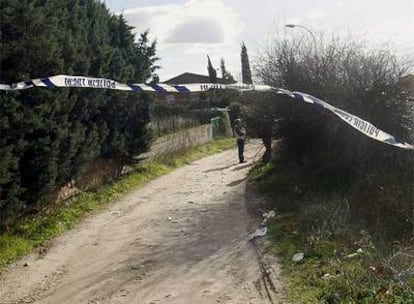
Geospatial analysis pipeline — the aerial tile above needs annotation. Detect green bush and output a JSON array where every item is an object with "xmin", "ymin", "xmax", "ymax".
[
  {"xmin": 215, "ymin": 111, "xmax": 232, "ymax": 137},
  {"xmin": 0, "ymin": 0, "xmax": 157, "ymax": 231}
]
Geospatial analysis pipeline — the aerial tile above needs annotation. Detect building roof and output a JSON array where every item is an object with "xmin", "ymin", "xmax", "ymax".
[{"xmin": 164, "ymin": 72, "xmax": 227, "ymax": 84}]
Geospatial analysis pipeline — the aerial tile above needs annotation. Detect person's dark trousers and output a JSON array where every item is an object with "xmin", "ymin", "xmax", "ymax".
[
  {"xmin": 237, "ymin": 139, "xmax": 245, "ymax": 163},
  {"xmin": 262, "ymin": 135, "xmax": 272, "ymax": 163}
]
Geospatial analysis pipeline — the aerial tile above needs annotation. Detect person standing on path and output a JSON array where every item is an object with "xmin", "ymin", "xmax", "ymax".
[{"xmin": 234, "ymin": 118, "xmax": 247, "ymax": 163}]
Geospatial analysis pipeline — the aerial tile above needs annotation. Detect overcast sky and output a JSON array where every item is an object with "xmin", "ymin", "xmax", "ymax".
[{"xmin": 104, "ymin": 0, "xmax": 414, "ymax": 82}]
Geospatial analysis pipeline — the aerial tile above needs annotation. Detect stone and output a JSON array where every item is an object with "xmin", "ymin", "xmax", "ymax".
[{"xmin": 292, "ymin": 252, "xmax": 304, "ymax": 262}]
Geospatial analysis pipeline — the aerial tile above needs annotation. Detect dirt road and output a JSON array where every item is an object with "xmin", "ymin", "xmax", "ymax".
[{"xmin": 0, "ymin": 142, "xmax": 284, "ymax": 304}]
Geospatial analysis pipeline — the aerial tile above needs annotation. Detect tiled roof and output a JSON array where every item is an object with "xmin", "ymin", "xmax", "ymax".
[{"xmin": 164, "ymin": 72, "xmax": 227, "ymax": 84}]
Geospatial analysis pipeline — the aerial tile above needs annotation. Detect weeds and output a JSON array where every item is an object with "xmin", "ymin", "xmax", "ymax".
[
  {"xmin": 250, "ymin": 160, "xmax": 414, "ymax": 303},
  {"xmin": 266, "ymin": 213, "xmax": 414, "ymax": 303}
]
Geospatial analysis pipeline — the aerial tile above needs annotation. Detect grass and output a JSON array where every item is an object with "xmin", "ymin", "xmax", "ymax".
[
  {"xmin": 161, "ymin": 136, "xmax": 235, "ymax": 167},
  {"xmin": 267, "ymin": 216, "xmax": 414, "ymax": 303},
  {"xmin": 249, "ymin": 161, "xmax": 414, "ymax": 303},
  {"xmin": 0, "ymin": 138, "xmax": 235, "ymax": 272}
]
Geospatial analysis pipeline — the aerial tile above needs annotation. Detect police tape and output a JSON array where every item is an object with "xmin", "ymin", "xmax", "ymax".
[{"xmin": 1, "ymin": 74, "xmax": 413, "ymax": 150}]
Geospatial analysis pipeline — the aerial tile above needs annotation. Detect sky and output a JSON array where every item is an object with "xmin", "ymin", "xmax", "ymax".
[{"xmin": 104, "ymin": 0, "xmax": 414, "ymax": 82}]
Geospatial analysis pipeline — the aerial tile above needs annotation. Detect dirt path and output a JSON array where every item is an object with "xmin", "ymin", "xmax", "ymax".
[{"xmin": 0, "ymin": 142, "xmax": 284, "ymax": 304}]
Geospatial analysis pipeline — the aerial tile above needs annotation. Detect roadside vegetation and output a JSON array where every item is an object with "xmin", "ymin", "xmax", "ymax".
[
  {"xmin": 246, "ymin": 33, "xmax": 414, "ymax": 303},
  {"xmin": 250, "ymin": 158, "xmax": 413, "ymax": 303},
  {"xmin": 0, "ymin": 0, "xmax": 157, "ymax": 233},
  {"xmin": 0, "ymin": 138, "xmax": 234, "ymax": 272}
]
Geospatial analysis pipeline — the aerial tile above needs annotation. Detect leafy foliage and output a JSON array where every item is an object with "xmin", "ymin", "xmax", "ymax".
[{"xmin": 0, "ymin": 0, "xmax": 157, "ymax": 231}]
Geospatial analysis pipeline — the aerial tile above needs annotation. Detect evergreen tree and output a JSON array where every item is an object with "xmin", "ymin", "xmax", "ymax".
[
  {"xmin": 0, "ymin": 0, "xmax": 158, "ymax": 230},
  {"xmin": 241, "ymin": 42, "xmax": 253, "ymax": 84},
  {"xmin": 207, "ymin": 55, "xmax": 217, "ymax": 83},
  {"xmin": 220, "ymin": 58, "xmax": 236, "ymax": 84},
  {"xmin": 220, "ymin": 58, "xmax": 227, "ymax": 80}
]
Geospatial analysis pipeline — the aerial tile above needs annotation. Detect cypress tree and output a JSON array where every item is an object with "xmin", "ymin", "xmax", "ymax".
[
  {"xmin": 207, "ymin": 55, "xmax": 217, "ymax": 83},
  {"xmin": 241, "ymin": 42, "xmax": 253, "ymax": 84},
  {"xmin": 0, "ymin": 0, "xmax": 158, "ymax": 230},
  {"xmin": 220, "ymin": 58, "xmax": 236, "ymax": 84}
]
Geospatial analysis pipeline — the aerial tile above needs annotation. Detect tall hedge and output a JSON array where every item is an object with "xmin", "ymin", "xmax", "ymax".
[{"xmin": 0, "ymin": 0, "xmax": 157, "ymax": 229}]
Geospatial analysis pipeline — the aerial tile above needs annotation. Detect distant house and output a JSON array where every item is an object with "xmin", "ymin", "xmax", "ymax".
[
  {"xmin": 164, "ymin": 72, "xmax": 227, "ymax": 85},
  {"xmin": 157, "ymin": 72, "xmax": 226, "ymax": 104}
]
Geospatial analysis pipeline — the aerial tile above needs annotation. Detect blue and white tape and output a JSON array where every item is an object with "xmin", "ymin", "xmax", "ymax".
[{"xmin": 1, "ymin": 74, "xmax": 413, "ymax": 150}]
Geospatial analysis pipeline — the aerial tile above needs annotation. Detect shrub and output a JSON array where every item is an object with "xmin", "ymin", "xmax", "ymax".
[
  {"xmin": 256, "ymin": 34, "xmax": 414, "ymax": 242},
  {"xmin": 0, "ymin": 0, "xmax": 157, "ymax": 231}
]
